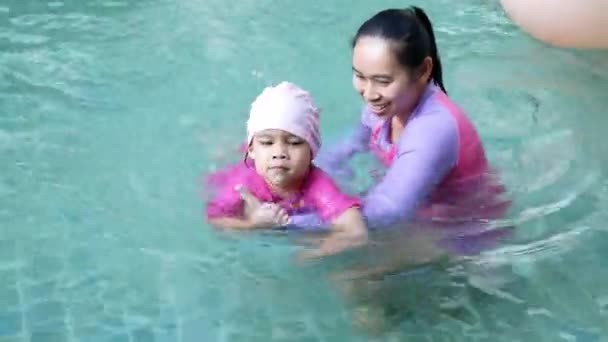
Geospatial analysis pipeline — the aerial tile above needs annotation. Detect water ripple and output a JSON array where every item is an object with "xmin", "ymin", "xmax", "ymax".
[{"xmin": 1, "ymin": 0, "xmax": 608, "ymax": 340}]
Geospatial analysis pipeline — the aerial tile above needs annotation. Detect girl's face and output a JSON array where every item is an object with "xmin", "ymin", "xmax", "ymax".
[
  {"xmin": 352, "ymin": 36, "xmax": 431, "ymax": 120},
  {"xmin": 248, "ymin": 129, "xmax": 312, "ymax": 191}
]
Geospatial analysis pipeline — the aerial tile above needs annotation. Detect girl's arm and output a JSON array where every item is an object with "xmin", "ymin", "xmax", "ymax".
[
  {"xmin": 207, "ymin": 197, "xmax": 256, "ymax": 229},
  {"xmin": 208, "ymin": 187, "xmax": 289, "ymax": 230},
  {"xmin": 208, "ymin": 207, "xmax": 289, "ymax": 230},
  {"xmin": 208, "ymin": 216, "xmax": 257, "ymax": 230}
]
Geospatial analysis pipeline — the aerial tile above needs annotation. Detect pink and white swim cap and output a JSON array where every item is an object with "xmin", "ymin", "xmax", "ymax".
[{"xmin": 247, "ymin": 81, "xmax": 321, "ymax": 157}]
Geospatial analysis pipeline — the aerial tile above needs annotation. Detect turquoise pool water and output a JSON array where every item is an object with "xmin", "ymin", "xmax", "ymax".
[{"xmin": 2, "ymin": 0, "xmax": 608, "ymax": 340}]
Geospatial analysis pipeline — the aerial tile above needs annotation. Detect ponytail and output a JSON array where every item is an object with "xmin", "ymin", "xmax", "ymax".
[
  {"xmin": 353, "ymin": 7, "xmax": 448, "ymax": 94},
  {"xmin": 410, "ymin": 7, "xmax": 447, "ymax": 94}
]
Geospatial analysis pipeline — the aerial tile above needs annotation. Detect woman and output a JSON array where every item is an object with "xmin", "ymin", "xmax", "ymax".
[
  {"xmin": 291, "ymin": 7, "xmax": 511, "ymax": 253},
  {"xmin": 306, "ymin": 8, "xmax": 513, "ymax": 333}
]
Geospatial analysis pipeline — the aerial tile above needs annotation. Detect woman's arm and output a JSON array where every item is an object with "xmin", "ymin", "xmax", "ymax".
[
  {"xmin": 296, "ymin": 169, "xmax": 368, "ymax": 259},
  {"xmin": 288, "ymin": 212, "xmax": 325, "ymax": 228},
  {"xmin": 313, "ymin": 121, "xmax": 371, "ymax": 177},
  {"xmin": 362, "ymin": 112, "xmax": 459, "ymax": 228},
  {"xmin": 289, "ymin": 113, "xmax": 458, "ymax": 229},
  {"xmin": 298, "ymin": 207, "xmax": 368, "ymax": 260}
]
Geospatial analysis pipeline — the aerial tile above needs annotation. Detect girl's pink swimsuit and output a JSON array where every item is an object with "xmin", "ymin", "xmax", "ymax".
[{"xmin": 206, "ymin": 162, "xmax": 360, "ymax": 224}]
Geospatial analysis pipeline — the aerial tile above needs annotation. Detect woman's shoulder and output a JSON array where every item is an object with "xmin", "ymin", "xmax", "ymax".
[
  {"xmin": 399, "ymin": 99, "xmax": 460, "ymax": 154},
  {"xmin": 406, "ymin": 89, "xmax": 473, "ymax": 140},
  {"xmin": 407, "ymin": 101, "xmax": 459, "ymax": 139},
  {"xmin": 419, "ymin": 90, "xmax": 483, "ymax": 147}
]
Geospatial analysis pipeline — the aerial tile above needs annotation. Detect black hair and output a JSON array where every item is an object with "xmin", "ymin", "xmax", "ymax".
[
  {"xmin": 243, "ymin": 151, "xmax": 250, "ymax": 167},
  {"xmin": 351, "ymin": 6, "xmax": 447, "ymax": 94}
]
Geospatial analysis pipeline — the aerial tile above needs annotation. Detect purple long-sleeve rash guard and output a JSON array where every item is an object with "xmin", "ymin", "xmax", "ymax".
[{"xmin": 290, "ymin": 82, "xmax": 506, "ymax": 231}]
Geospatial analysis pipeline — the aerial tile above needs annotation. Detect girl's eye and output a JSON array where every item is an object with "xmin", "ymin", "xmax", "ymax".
[
  {"xmin": 258, "ymin": 141, "xmax": 272, "ymax": 146},
  {"xmin": 289, "ymin": 140, "xmax": 304, "ymax": 145}
]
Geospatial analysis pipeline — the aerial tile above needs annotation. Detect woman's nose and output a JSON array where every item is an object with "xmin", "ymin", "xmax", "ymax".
[{"xmin": 363, "ymin": 86, "xmax": 380, "ymax": 102}]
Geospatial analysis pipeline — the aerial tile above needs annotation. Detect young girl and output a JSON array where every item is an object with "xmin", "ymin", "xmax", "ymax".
[{"xmin": 205, "ymin": 81, "xmax": 368, "ymax": 258}]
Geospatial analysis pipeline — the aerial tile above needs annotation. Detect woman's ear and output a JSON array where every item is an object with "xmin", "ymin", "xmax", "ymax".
[{"xmin": 418, "ymin": 56, "xmax": 433, "ymax": 84}]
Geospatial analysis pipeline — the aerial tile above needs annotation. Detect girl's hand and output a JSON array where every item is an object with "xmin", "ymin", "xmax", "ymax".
[
  {"xmin": 236, "ymin": 185, "xmax": 290, "ymax": 228},
  {"xmin": 249, "ymin": 203, "xmax": 290, "ymax": 228}
]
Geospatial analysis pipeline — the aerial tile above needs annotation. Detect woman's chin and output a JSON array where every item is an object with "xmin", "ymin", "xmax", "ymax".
[
  {"xmin": 372, "ymin": 111, "xmax": 393, "ymax": 121},
  {"xmin": 367, "ymin": 104, "xmax": 394, "ymax": 119}
]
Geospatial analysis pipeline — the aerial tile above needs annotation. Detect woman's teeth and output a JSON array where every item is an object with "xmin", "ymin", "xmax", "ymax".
[{"xmin": 370, "ymin": 103, "xmax": 388, "ymax": 113}]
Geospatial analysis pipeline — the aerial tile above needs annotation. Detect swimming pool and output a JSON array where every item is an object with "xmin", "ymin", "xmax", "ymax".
[{"xmin": 1, "ymin": 0, "xmax": 608, "ymax": 340}]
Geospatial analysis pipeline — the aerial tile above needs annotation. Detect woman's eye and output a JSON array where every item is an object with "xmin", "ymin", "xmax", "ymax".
[{"xmin": 259, "ymin": 141, "xmax": 272, "ymax": 146}]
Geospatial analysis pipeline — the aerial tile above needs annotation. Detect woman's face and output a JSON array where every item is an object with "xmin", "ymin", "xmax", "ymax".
[{"xmin": 352, "ymin": 36, "xmax": 429, "ymax": 120}]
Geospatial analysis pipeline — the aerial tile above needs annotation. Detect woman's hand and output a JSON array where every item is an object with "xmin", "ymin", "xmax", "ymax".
[{"xmin": 297, "ymin": 208, "xmax": 368, "ymax": 261}]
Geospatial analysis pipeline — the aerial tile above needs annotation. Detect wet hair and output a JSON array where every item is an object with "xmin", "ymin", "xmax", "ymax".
[{"xmin": 351, "ymin": 6, "xmax": 447, "ymax": 94}]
